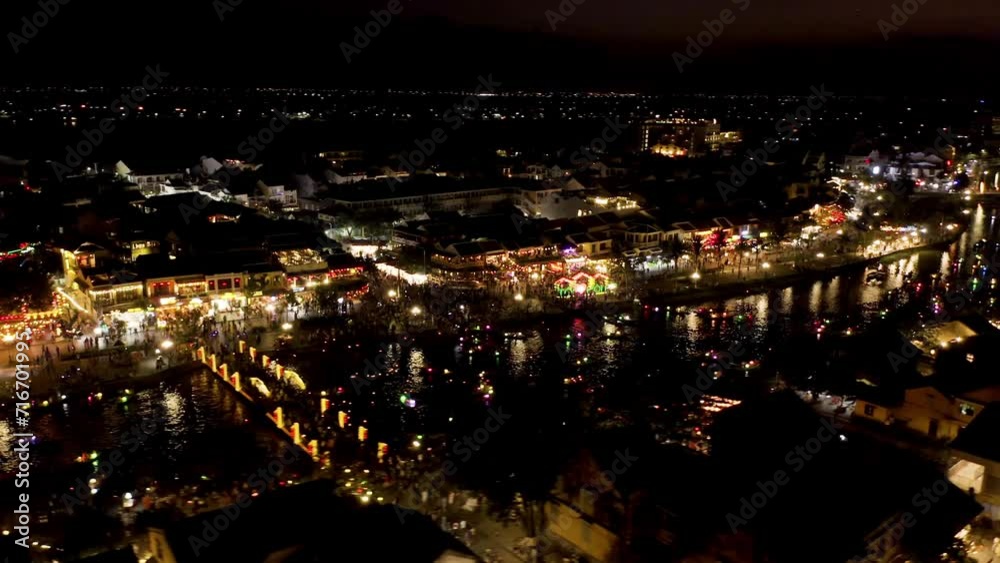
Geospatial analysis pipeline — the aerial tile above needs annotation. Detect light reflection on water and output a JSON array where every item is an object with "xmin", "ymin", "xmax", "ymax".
[
  {"xmin": 0, "ymin": 370, "xmax": 281, "ymax": 475},
  {"xmin": 275, "ymin": 206, "xmax": 1000, "ymax": 438},
  {"xmin": 486, "ymin": 204, "xmax": 1000, "ymax": 391}
]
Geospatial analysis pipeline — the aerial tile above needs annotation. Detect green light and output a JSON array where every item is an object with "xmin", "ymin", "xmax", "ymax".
[{"xmin": 400, "ymin": 394, "xmax": 408, "ymax": 404}]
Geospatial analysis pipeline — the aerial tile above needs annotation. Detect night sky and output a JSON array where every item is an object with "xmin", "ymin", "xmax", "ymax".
[{"xmin": 1, "ymin": 0, "xmax": 997, "ymax": 91}]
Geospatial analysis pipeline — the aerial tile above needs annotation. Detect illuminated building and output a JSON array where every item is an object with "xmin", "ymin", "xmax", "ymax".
[{"xmin": 640, "ymin": 118, "xmax": 741, "ymax": 155}]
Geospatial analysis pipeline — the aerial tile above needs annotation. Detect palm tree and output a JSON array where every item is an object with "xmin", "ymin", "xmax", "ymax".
[
  {"xmin": 735, "ymin": 236, "xmax": 750, "ymax": 276},
  {"xmin": 691, "ymin": 235, "xmax": 704, "ymax": 271},
  {"xmin": 710, "ymin": 228, "xmax": 728, "ymax": 275},
  {"xmin": 669, "ymin": 235, "xmax": 685, "ymax": 271}
]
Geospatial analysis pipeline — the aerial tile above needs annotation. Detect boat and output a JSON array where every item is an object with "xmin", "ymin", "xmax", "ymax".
[
  {"xmin": 694, "ymin": 307, "xmax": 729, "ymax": 320},
  {"xmin": 249, "ymin": 377, "xmax": 271, "ymax": 398},
  {"xmin": 284, "ymin": 370, "xmax": 306, "ymax": 391},
  {"xmin": 866, "ymin": 270, "xmax": 888, "ymax": 283}
]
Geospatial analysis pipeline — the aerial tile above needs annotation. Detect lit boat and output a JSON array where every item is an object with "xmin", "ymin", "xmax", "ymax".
[
  {"xmin": 249, "ymin": 377, "xmax": 271, "ymax": 398},
  {"xmin": 695, "ymin": 307, "xmax": 729, "ymax": 320},
  {"xmin": 284, "ymin": 370, "xmax": 306, "ymax": 391},
  {"xmin": 866, "ymin": 270, "xmax": 888, "ymax": 284}
]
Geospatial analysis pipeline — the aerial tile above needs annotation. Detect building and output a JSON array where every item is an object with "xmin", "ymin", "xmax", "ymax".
[
  {"xmin": 640, "ymin": 118, "xmax": 741, "ymax": 155},
  {"xmin": 136, "ymin": 253, "xmax": 283, "ymax": 308},
  {"xmin": 146, "ymin": 479, "xmax": 477, "ymax": 563},
  {"xmin": 853, "ymin": 383, "xmax": 1000, "ymax": 441},
  {"xmin": 86, "ymin": 272, "xmax": 145, "ymax": 310},
  {"xmin": 116, "ymin": 161, "xmax": 186, "ymax": 194},
  {"xmin": 948, "ymin": 403, "xmax": 1000, "ymax": 521},
  {"xmin": 329, "ymin": 178, "xmax": 508, "ymax": 218},
  {"xmin": 432, "ymin": 240, "xmax": 506, "ymax": 270}
]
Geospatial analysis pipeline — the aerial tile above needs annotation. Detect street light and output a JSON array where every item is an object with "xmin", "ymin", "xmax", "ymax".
[
  {"xmin": 691, "ymin": 272, "xmax": 701, "ymax": 280},
  {"xmin": 161, "ymin": 340, "xmax": 174, "ymax": 350},
  {"xmin": 387, "ymin": 290, "xmax": 397, "ymax": 299},
  {"xmin": 514, "ymin": 294, "xmax": 524, "ymax": 301},
  {"xmin": 281, "ymin": 322, "xmax": 293, "ymax": 331},
  {"xmin": 410, "ymin": 306, "xmax": 422, "ymax": 316},
  {"xmin": 762, "ymin": 262, "xmax": 771, "ymax": 270}
]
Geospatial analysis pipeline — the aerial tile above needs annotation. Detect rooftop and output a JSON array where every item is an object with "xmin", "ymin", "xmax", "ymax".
[{"xmin": 150, "ymin": 480, "xmax": 478, "ymax": 563}]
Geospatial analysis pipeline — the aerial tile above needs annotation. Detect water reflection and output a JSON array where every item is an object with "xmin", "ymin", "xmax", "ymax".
[{"xmin": 0, "ymin": 371, "xmax": 281, "ymax": 477}]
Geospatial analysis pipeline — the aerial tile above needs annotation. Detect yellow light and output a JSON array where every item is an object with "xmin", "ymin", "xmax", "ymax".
[
  {"xmin": 514, "ymin": 294, "xmax": 524, "ymax": 301},
  {"xmin": 410, "ymin": 306, "xmax": 422, "ymax": 316},
  {"xmin": 281, "ymin": 323, "xmax": 293, "ymax": 331}
]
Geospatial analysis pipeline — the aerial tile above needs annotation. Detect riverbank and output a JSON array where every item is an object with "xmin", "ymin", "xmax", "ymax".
[
  {"xmin": 644, "ymin": 235, "xmax": 958, "ymax": 306},
  {"xmin": 490, "ymin": 231, "xmax": 964, "ymax": 325}
]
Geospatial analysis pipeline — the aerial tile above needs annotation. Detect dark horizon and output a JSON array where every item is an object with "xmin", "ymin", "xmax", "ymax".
[{"xmin": 1, "ymin": 0, "xmax": 998, "ymax": 94}]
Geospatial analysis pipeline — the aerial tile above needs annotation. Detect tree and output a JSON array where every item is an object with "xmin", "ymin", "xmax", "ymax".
[
  {"xmin": 458, "ymin": 381, "xmax": 571, "ymax": 561},
  {"xmin": 735, "ymin": 236, "xmax": 750, "ymax": 275},
  {"xmin": 769, "ymin": 220, "xmax": 789, "ymax": 252},
  {"xmin": 313, "ymin": 284, "xmax": 349, "ymax": 316},
  {"xmin": 710, "ymin": 229, "xmax": 727, "ymax": 262},
  {"xmin": 691, "ymin": 235, "xmax": 703, "ymax": 271},
  {"xmin": 0, "ymin": 260, "xmax": 53, "ymax": 314},
  {"xmin": 669, "ymin": 236, "xmax": 685, "ymax": 270}
]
